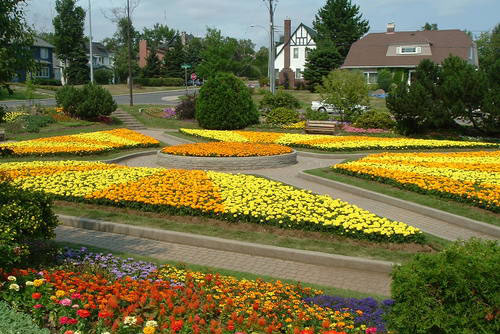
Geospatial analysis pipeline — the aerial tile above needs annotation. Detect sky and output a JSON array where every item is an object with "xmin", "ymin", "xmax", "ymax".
[{"xmin": 27, "ymin": 0, "xmax": 500, "ymax": 48}]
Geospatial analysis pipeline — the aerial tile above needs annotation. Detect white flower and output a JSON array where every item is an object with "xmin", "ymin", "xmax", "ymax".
[
  {"xmin": 9, "ymin": 284, "xmax": 20, "ymax": 291},
  {"xmin": 102, "ymin": 332, "xmax": 111, "ymax": 334},
  {"xmin": 25, "ymin": 281, "xmax": 34, "ymax": 286},
  {"xmin": 145, "ymin": 320, "xmax": 158, "ymax": 328},
  {"xmin": 7, "ymin": 276, "xmax": 16, "ymax": 282},
  {"xmin": 124, "ymin": 316, "xmax": 137, "ymax": 325}
]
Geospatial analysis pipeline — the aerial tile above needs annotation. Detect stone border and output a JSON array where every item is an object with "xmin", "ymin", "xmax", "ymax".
[
  {"xmin": 157, "ymin": 150, "xmax": 298, "ymax": 170},
  {"xmin": 298, "ymin": 171, "xmax": 500, "ymax": 239},
  {"xmin": 101, "ymin": 150, "xmax": 158, "ymax": 164},
  {"xmin": 57, "ymin": 214, "xmax": 395, "ymax": 273},
  {"xmin": 297, "ymin": 151, "xmax": 368, "ymax": 160}
]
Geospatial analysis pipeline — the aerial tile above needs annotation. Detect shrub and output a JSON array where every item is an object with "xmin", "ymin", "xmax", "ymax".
[
  {"xmin": 266, "ymin": 107, "xmax": 300, "ymax": 125},
  {"xmin": 258, "ymin": 89, "xmax": 301, "ymax": 114},
  {"xmin": 134, "ymin": 77, "xmax": 184, "ymax": 87},
  {"xmin": 32, "ymin": 78, "xmax": 62, "ymax": 86},
  {"xmin": 258, "ymin": 76, "xmax": 269, "ymax": 87},
  {"xmin": 196, "ymin": 72, "xmax": 259, "ymax": 130},
  {"xmin": 0, "ymin": 301, "xmax": 50, "ymax": 334},
  {"xmin": 353, "ymin": 109, "xmax": 395, "ymax": 130},
  {"xmin": 377, "ymin": 69, "xmax": 393, "ymax": 92},
  {"xmin": 0, "ymin": 104, "xmax": 6, "ymax": 123},
  {"xmin": 176, "ymin": 94, "xmax": 197, "ymax": 120},
  {"xmin": 94, "ymin": 68, "xmax": 114, "ymax": 85},
  {"xmin": 305, "ymin": 107, "xmax": 329, "ymax": 121},
  {"xmin": 56, "ymin": 84, "xmax": 116, "ymax": 120},
  {"xmin": 388, "ymin": 239, "xmax": 499, "ymax": 334},
  {"xmin": 55, "ymin": 85, "xmax": 83, "ymax": 117},
  {"xmin": 24, "ymin": 114, "xmax": 55, "ymax": 133}
]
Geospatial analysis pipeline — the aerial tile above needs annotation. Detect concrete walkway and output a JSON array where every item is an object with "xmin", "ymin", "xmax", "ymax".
[
  {"xmin": 56, "ymin": 225, "xmax": 391, "ymax": 296},
  {"xmin": 120, "ymin": 131, "xmax": 498, "ymax": 241}
]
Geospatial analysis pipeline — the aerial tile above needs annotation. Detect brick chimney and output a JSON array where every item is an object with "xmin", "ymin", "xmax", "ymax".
[
  {"xmin": 139, "ymin": 39, "xmax": 148, "ymax": 68},
  {"xmin": 284, "ymin": 19, "xmax": 291, "ymax": 69},
  {"xmin": 386, "ymin": 22, "xmax": 395, "ymax": 34}
]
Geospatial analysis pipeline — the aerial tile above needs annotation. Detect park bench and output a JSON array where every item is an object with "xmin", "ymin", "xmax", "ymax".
[{"xmin": 305, "ymin": 120, "xmax": 338, "ymax": 134}]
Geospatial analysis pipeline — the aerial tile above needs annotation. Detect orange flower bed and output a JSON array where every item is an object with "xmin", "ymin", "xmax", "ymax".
[{"xmin": 161, "ymin": 142, "xmax": 293, "ymax": 157}]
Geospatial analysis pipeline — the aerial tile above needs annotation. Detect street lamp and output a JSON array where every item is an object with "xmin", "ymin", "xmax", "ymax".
[
  {"xmin": 88, "ymin": 0, "xmax": 94, "ymax": 83},
  {"xmin": 261, "ymin": 0, "xmax": 277, "ymax": 94}
]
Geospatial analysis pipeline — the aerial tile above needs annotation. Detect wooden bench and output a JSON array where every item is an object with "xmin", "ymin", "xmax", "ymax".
[{"xmin": 305, "ymin": 121, "xmax": 339, "ymax": 134}]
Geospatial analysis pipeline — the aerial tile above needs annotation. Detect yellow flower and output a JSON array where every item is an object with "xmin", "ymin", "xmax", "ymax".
[
  {"xmin": 143, "ymin": 326, "xmax": 156, "ymax": 334},
  {"xmin": 55, "ymin": 290, "xmax": 66, "ymax": 298},
  {"xmin": 33, "ymin": 279, "xmax": 44, "ymax": 287}
]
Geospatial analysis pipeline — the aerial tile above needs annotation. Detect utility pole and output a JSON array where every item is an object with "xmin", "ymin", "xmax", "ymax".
[
  {"xmin": 127, "ymin": 0, "xmax": 133, "ymax": 106},
  {"xmin": 264, "ymin": 0, "xmax": 277, "ymax": 94},
  {"xmin": 88, "ymin": 0, "xmax": 94, "ymax": 83}
]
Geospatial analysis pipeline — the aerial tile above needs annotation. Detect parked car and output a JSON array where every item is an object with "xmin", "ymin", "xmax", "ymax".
[
  {"xmin": 311, "ymin": 100, "xmax": 369, "ymax": 115},
  {"xmin": 187, "ymin": 79, "xmax": 203, "ymax": 86}
]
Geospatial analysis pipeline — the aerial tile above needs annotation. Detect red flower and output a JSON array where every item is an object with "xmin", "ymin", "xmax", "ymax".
[
  {"xmin": 64, "ymin": 331, "xmax": 74, "ymax": 334},
  {"xmin": 33, "ymin": 304, "xmax": 43, "ymax": 309},
  {"xmin": 301, "ymin": 330, "xmax": 314, "ymax": 334},
  {"xmin": 98, "ymin": 310, "xmax": 113, "ymax": 318},
  {"xmin": 77, "ymin": 309, "xmax": 91, "ymax": 318},
  {"xmin": 32, "ymin": 292, "xmax": 42, "ymax": 300},
  {"xmin": 171, "ymin": 319, "xmax": 184, "ymax": 332},
  {"xmin": 59, "ymin": 316, "xmax": 69, "ymax": 325},
  {"xmin": 71, "ymin": 292, "xmax": 81, "ymax": 300},
  {"xmin": 67, "ymin": 318, "xmax": 78, "ymax": 325}
]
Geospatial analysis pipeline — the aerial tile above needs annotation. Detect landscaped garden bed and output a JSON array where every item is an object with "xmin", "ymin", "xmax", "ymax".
[
  {"xmin": 332, "ymin": 151, "xmax": 500, "ymax": 213},
  {"xmin": 0, "ymin": 128, "xmax": 159, "ymax": 157},
  {"xmin": 0, "ymin": 161, "xmax": 423, "ymax": 243},
  {"xmin": 180, "ymin": 129, "xmax": 498, "ymax": 152}
]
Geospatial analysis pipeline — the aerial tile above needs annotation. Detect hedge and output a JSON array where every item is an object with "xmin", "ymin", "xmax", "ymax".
[{"xmin": 134, "ymin": 77, "xmax": 184, "ymax": 87}]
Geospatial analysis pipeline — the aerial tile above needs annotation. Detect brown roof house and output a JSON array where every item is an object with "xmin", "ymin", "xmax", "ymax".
[{"xmin": 341, "ymin": 23, "xmax": 479, "ymax": 85}]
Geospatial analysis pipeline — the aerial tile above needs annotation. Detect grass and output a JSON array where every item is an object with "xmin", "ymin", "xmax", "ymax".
[
  {"xmin": 98, "ymin": 85, "xmax": 185, "ymax": 96},
  {"xmin": 57, "ymin": 240, "xmax": 387, "ymax": 299},
  {"xmin": 305, "ymin": 167, "xmax": 500, "ymax": 227},
  {"xmin": 0, "ymin": 88, "xmax": 49, "ymax": 101},
  {"xmin": 53, "ymin": 201, "xmax": 449, "ymax": 264},
  {"xmin": 120, "ymin": 104, "xmax": 200, "ymax": 129}
]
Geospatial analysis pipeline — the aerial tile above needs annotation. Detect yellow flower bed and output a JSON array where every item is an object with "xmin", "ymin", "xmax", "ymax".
[
  {"xmin": 180, "ymin": 129, "xmax": 498, "ymax": 152},
  {"xmin": 161, "ymin": 142, "xmax": 293, "ymax": 157},
  {"xmin": 333, "ymin": 151, "xmax": 500, "ymax": 212},
  {"xmin": 0, "ymin": 161, "xmax": 423, "ymax": 243},
  {"xmin": 3, "ymin": 111, "xmax": 28, "ymax": 123},
  {"xmin": 0, "ymin": 128, "xmax": 159, "ymax": 156}
]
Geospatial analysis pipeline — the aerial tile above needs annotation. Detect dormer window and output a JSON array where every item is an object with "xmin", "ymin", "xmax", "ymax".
[{"xmin": 397, "ymin": 46, "xmax": 421, "ymax": 54}]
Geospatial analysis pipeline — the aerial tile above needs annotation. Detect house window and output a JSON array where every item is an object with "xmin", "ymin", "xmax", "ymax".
[
  {"xmin": 293, "ymin": 48, "xmax": 299, "ymax": 59},
  {"xmin": 364, "ymin": 72, "xmax": 378, "ymax": 84},
  {"xmin": 296, "ymin": 68, "xmax": 303, "ymax": 79},
  {"xmin": 40, "ymin": 48, "xmax": 49, "ymax": 59},
  {"xmin": 36, "ymin": 66, "xmax": 50, "ymax": 78},
  {"xmin": 398, "ymin": 46, "xmax": 421, "ymax": 54}
]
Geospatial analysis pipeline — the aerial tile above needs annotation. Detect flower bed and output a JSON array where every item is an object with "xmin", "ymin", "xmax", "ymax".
[
  {"xmin": 180, "ymin": 129, "xmax": 497, "ymax": 152},
  {"xmin": 161, "ymin": 142, "xmax": 293, "ymax": 157},
  {"xmin": 0, "ymin": 161, "xmax": 423, "ymax": 243},
  {"xmin": 0, "ymin": 128, "xmax": 159, "ymax": 156},
  {"xmin": 0, "ymin": 248, "xmax": 392, "ymax": 333},
  {"xmin": 332, "ymin": 151, "xmax": 500, "ymax": 212}
]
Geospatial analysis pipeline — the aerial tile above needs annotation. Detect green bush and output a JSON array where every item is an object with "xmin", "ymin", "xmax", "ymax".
[
  {"xmin": 56, "ymin": 84, "xmax": 116, "ymax": 120},
  {"xmin": 32, "ymin": 78, "xmax": 62, "ymax": 86},
  {"xmin": 305, "ymin": 107, "xmax": 329, "ymax": 121},
  {"xmin": 196, "ymin": 72, "xmax": 259, "ymax": 130},
  {"xmin": 176, "ymin": 94, "xmax": 197, "ymax": 120},
  {"xmin": 258, "ymin": 89, "xmax": 301, "ymax": 114},
  {"xmin": 266, "ymin": 107, "xmax": 300, "ymax": 125},
  {"xmin": 23, "ymin": 115, "xmax": 55, "ymax": 133},
  {"xmin": 134, "ymin": 77, "xmax": 184, "ymax": 87},
  {"xmin": 0, "ymin": 105, "xmax": 6, "ymax": 123},
  {"xmin": 0, "ymin": 301, "xmax": 50, "ymax": 334},
  {"xmin": 55, "ymin": 85, "xmax": 83, "ymax": 117},
  {"xmin": 94, "ymin": 68, "xmax": 114, "ymax": 85},
  {"xmin": 388, "ymin": 239, "xmax": 500, "ymax": 334},
  {"xmin": 377, "ymin": 69, "xmax": 393, "ymax": 92},
  {"xmin": 258, "ymin": 77, "xmax": 269, "ymax": 87},
  {"xmin": 353, "ymin": 109, "xmax": 395, "ymax": 130}
]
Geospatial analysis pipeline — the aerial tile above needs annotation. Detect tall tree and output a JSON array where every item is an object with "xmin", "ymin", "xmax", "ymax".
[
  {"xmin": 142, "ymin": 24, "xmax": 176, "ymax": 50},
  {"xmin": 112, "ymin": 17, "xmax": 140, "ymax": 83},
  {"xmin": 0, "ymin": 0, "xmax": 35, "ymax": 93},
  {"xmin": 303, "ymin": 40, "xmax": 343, "ymax": 91},
  {"xmin": 196, "ymin": 28, "xmax": 239, "ymax": 79},
  {"xmin": 313, "ymin": 0, "xmax": 369, "ymax": 60},
  {"xmin": 421, "ymin": 23, "xmax": 438, "ymax": 31},
  {"xmin": 142, "ymin": 48, "xmax": 162, "ymax": 77},
  {"xmin": 162, "ymin": 35, "xmax": 185, "ymax": 78},
  {"xmin": 476, "ymin": 23, "xmax": 500, "ymax": 72},
  {"xmin": 53, "ymin": 0, "xmax": 89, "ymax": 84},
  {"xmin": 184, "ymin": 37, "xmax": 203, "ymax": 70}
]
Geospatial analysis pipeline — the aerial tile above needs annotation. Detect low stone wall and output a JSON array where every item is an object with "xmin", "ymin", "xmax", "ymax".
[{"xmin": 157, "ymin": 151, "xmax": 298, "ymax": 171}]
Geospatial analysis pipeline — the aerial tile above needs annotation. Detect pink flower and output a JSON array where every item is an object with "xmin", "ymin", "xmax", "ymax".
[
  {"xmin": 33, "ymin": 304, "xmax": 43, "ymax": 309},
  {"xmin": 71, "ymin": 292, "xmax": 81, "ymax": 300},
  {"xmin": 59, "ymin": 316, "xmax": 69, "ymax": 325},
  {"xmin": 72, "ymin": 304, "xmax": 80, "ymax": 309},
  {"xmin": 59, "ymin": 298, "xmax": 72, "ymax": 306},
  {"xmin": 366, "ymin": 328, "xmax": 377, "ymax": 334}
]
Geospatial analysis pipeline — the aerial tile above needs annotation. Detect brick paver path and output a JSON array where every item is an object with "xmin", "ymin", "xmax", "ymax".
[{"xmin": 56, "ymin": 225, "xmax": 391, "ymax": 296}]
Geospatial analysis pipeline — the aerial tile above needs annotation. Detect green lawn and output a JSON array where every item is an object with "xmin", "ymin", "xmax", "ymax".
[
  {"xmin": 54, "ymin": 201, "xmax": 449, "ymax": 264},
  {"xmin": 305, "ymin": 167, "xmax": 500, "ymax": 227},
  {"xmin": 58, "ymin": 241, "xmax": 388, "ymax": 299},
  {"xmin": 120, "ymin": 104, "xmax": 200, "ymax": 129},
  {"xmin": 0, "ymin": 89, "xmax": 49, "ymax": 101}
]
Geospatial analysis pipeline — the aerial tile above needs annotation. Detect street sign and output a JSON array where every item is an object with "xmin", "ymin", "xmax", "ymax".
[
  {"xmin": 181, "ymin": 64, "xmax": 192, "ymax": 69},
  {"xmin": 191, "ymin": 73, "xmax": 197, "ymax": 80}
]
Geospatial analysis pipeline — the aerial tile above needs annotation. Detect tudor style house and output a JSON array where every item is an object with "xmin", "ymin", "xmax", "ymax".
[
  {"xmin": 274, "ymin": 19, "xmax": 317, "ymax": 88},
  {"xmin": 341, "ymin": 23, "xmax": 479, "ymax": 85}
]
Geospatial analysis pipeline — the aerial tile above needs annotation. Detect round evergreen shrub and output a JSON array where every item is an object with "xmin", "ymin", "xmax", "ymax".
[
  {"xmin": 94, "ymin": 68, "xmax": 114, "ymax": 85},
  {"xmin": 353, "ymin": 109, "xmax": 395, "ymax": 130},
  {"xmin": 55, "ymin": 85, "xmax": 83, "ymax": 117},
  {"xmin": 196, "ymin": 73, "xmax": 259, "ymax": 130},
  {"xmin": 258, "ymin": 89, "xmax": 301, "ymax": 114},
  {"xmin": 76, "ymin": 83, "xmax": 117, "ymax": 120},
  {"xmin": 266, "ymin": 107, "xmax": 300, "ymax": 125},
  {"xmin": 388, "ymin": 239, "xmax": 499, "ymax": 334},
  {"xmin": 305, "ymin": 107, "xmax": 329, "ymax": 121}
]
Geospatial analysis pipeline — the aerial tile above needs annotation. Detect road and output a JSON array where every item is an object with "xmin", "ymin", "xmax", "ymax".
[{"xmin": 1, "ymin": 88, "xmax": 197, "ymax": 108}]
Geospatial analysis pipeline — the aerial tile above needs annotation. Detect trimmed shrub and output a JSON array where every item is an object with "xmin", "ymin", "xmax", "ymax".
[
  {"xmin": 258, "ymin": 89, "xmax": 301, "ymax": 114},
  {"xmin": 55, "ymin": 85, "xmax": 83, "ymax": 117},
  {"xmin": 32, "ymin": 78, "xmax": 62, "ymax": 86},
  {"xmin": 94, "ymin": 68, "xmax": 114, "ymax": 85},
  {"xmin": 266, "ymin": 107, "xmax": 300, "ymax": 125},
  {"xmin": 388, "ymin": 239, "xmax": 500, "ymax": 334},
  {"xmin": 134, "ymin": 77, "xmax": 184, "ymax": 87},
  {"xmin": 353, "ymin": 109, "xmax": 395, "ymax": 130},
  {"xmin": 0, "ymin": 301, "xmax": 50, "ymax": 334},
  {"xmin": 176, "ymin": 94, "xmax": 197, "ymax": 120},
  {"xmin": 377, "ymin": 69, "xmax": 393, "ymax": 92},
  {"xmin": 76, "ymin": 83, "xmax": 117, "ymax": 120},
  {"xmin": 196, "ymin": 73, "xmax": 259, "ymax": 130},
  {"xmin": 305, "ymin": 107, "xmax": 329, "ymax": 121},
  {"xmin": 0, "ymin": 104, "xmax": 6, "ymax": 123}
]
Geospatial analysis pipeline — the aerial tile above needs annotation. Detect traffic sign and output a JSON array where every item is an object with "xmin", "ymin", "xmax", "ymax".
[
  {"xmin": 191, "ymin": 73, "xmax": 197, "ymax": 80},
  {"xmin": 181, "ymin": 64, "xmax": 192, "ymax": 69}
]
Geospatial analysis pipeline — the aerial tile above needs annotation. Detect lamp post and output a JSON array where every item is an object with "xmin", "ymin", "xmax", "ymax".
[
  {"xmin": 262, "ymin": 0, "xmax": 277, "ymax": 94},
  {"xmin": 127, "ymin": 0, "xmax": 133, "ymax": 106},
  {"xmin": 88, "ymin": 0, "xmax": 94, "ymax": 83}
]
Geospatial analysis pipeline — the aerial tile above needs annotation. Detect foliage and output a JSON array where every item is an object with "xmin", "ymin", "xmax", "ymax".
[
  {"xmin": 142, "ymin": 48, "xmax": 162, "ymax": 78},
  {"xmin": 317, "ymin": 69, "xmax": 369, "ymax": 121},
  {"xmin": 23, "ymin": 115, "xmax": 55, "ymax": 133},
  {"xmin": 258, "ymin": 89, "xmax": 301, "ymax": 114},
  {"xmin": 196, "ymin": 72, "xmax": 258, "ymax": 129},
  {"xmin": 303, "ymin": 41, "xmax": 343, "ymax": 92},
  {"xmin": 259, "ymin": 76, "xmax": 269, "ymax": 87},
  {"xmin": 55, "ymin": 84, "xmax": 116, "ymax": 120},
  {"xmin": 476, "ymin": 23, "xmax": 500, "ymax": 74},
  {"xmin": 0, "ymin": 301, "xmax": 50, "ymax": 334},
  {"xmin": 376, "ymin": 69, "xmax": 393, "ymax": 92},
  {"xmin": 265, "ymin": 107, "xmax": 300, "ymax": 125},
  {"xmin": 388, "ymin": 239, "xmax": 500, "ymax": 334},
  {"xmin": 175, "ymin": 94, "xmax": 196, "ymax": 119},
  {"xmin": 354, "ymin": 109, "xmax": 395, "ymax": 130},
  {"xmin": 0, "ymin": 104, "xmax": 6, "ymax": 123},
  {"xmin": 55, "ymin": 85, "xmax": 83, "ymax": 117},
  {"xmin": 141, "ymin": 23, "xmax": 176, "ymax": 50},
  {"xmin": 110, "ymin": 17, "xmax": 141, "ymax": 83},
  {"xmin": 196, "ymin": 28, "xmax": 239, "ymax": 79},
  {"xmin": 0, "ymin": 0, "xmax": 35, "ymax": 91},
  {"xmin": 161, "ymin": 35, "xmax": 185, "ymax": 78},
  {"xmin": 305, "ymin": 107, "xmax": 330, "ymax": 121},
  {"xmin": 133, "ymin": 77, "xmax": 183, "ymax": 87},
  {"xmin": 53, "ymin": 0, "xmax": 89, "ymax": 84},
  {"xmin": 93, "ymin": 68, "xmax": 113, "ymax": 85},
  {"xmin": 421, "ymin": 22, "xmax": 438, "ymax": 30},
  {"xmin": 313, "ymin": 0, "xmax": 370, "ymax": 60}
]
